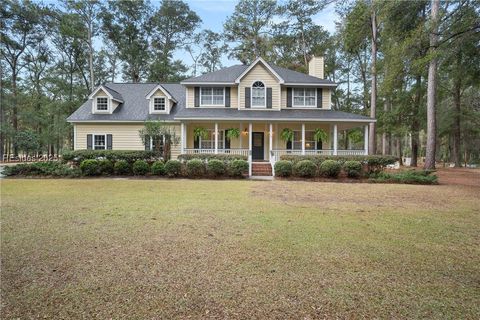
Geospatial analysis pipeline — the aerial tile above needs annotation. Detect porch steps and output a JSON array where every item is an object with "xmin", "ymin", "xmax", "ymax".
[{"xmin": 252, "ymin": 162, "xmax": 273, "ymax": 176}]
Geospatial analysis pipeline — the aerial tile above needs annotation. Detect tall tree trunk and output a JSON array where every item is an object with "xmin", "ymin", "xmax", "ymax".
[
  {"xmin": 397, "ymin": 137, "xmax": 403, "ymax": 166},
  {"xmin": 12, "ymin": 70, "xmax": 18, "ymax": 156},
  {"xmin": 369, "ymin": 7, "xmax": 377, "ymax": 155},
  {"xmin": 424, "ymin": 0, "xmax": 440, "ymax": 169},
  {"xmin": 382, "ymin": 98, "xmax": 389, "ymax": 155},
  {"xmin": 411, "ymin": 75, "xmax": 421, "ymax": 167},
  {"xmin": 88, "ymin": 26, "xmax": 95, "ymax": 90},
  {"xmin": 452, "ymin": 68, "xmax": 462, "ymax": 167}
]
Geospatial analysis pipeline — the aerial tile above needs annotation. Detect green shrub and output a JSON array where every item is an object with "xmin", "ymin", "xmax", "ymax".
[
  {"xmin": 280, "ymin": 155, "xmax": 397, "ymax": 173},
  {"xmin": 178, "ymin": 153, "xmax": 247, "ymax": 162},
  {"xmin": 132, "ymin": 160, "xmax": 150, "ymax": 175},
  {"xmin": 186, "ymin": 159, "xmax": 205, "ymax": 177},
  {"xmin": 207, "ymin": 159, "xmax": 226, "ymax": 176},
  {"xmin": 3, "ymin": 162, "xmax": 80, "ymax": 177},
  {"xmin": 319, "ymin": 160, "xmax": 342, "ymax": 178},
  {"xmin": 228, "ymin": 159, "xmax": 248, "ymax": 177},
  {"xmin": 343, "ymin": 160, "xmax": 362, "ymax": 178},
  {"xmin": 114, "ymin": 160, "xmax": 130, "ymax": 175},
  {"xmin": 293, "ymin": 160, "xmax": 317, "ymax": 178},
  {"xmin": 98, "ymin": 159, "xmax": 114, "ymax": 175},
  {"xmin": 151, "ymin": 161, "xmax": 165, "ymax": 175},
  {"xmin": 274, "ymin": 160, "xmax": 293, "ymax": 177},
  {"xmin": 62, "ymin": 150, "xmax": 160, "ymax": 164},
  {"xmin": 164, "ymin": 160, "xmax": 182, "ymax": 177},
  {"xmin": 80, "ymin": 159, "xmax": 100, "ymax": 176},
  {"xmin": 369, "ymin": 170, "xmax": 438, "ymax": 185}
]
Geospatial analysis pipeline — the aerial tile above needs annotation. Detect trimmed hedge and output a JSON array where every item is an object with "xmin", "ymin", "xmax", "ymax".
[
  {"xmin": 165, "ymin": 160, "xmax": 182, "ymax": 177},
  {"xmin": 343, "ymin": 161, "xmax": 362, "ymax": 178},
  {"xmin": 369, "ymin": 170, "xmax": 438, "ymax": 185},
  {"xmin": 186, "ymin": 159, "xmax": 205, "ymax": 177},
  {"xmin": 80, "ymin": 160, "xmax": 100, "ymax": 176},
  {"xmin": 274, "ymin": 160, "xmax": 293, "ymax": 177},
  {"xmin": 151, "ymin": 161, "xmax": 166, "ymax": 175},
  {"xmin": 132, "ymin": 160, "xmax": 150, "ymax": 175},
  {"xmin": 62, "ymin": 150, "xmax": 160, "ymax": 164},
  {"xmin": 207, "ymin": 159, "xmax": 226, "ymax": 176},
  {"xmin": 293, "ymin": 160, "xmax": 317, "ymax": 177},
  {"xmin": 178, "ymin": 153, "xmax": 247, "ymax": 162},
  {"xmin": 228, "ymin": 160, "xmax": 248, "ymax": 177},
  {"xmin": 3, "ymin": 162, "xmax": 80, "ymax": 177},
  {"xmin": 114, "ymin": 160, "xmax": 131, "ymax": 175},
  {"xmin": 280, "ymin": 155, "xmax": 396, "ymax": 173},
  {"xmin": 98, "ymin": 159, "xmax": 114, "ymax": 175},
  {"xmin": 319, "ymin": 160, "xmax": 342, "ymax": 178}
]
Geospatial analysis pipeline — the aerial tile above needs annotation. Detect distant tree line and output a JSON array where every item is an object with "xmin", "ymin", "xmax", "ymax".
[{"xmin": 1, "ymin": 0, "xmax": 479, "ymax": 168}]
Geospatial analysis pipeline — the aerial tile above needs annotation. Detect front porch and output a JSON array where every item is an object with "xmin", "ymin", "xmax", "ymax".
[{"xmin": 179, "ymin": 121, "xmax": 370, "ymax": 176}]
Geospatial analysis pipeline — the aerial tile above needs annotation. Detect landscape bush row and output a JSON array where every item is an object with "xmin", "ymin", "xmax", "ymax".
[
  {"xmin": 178, "ymin": 153, "xmax": 248, "ymax": 162},
  {"xmin": 62, "ymin": 150, "xmax": 160, "ymax": 164},
  {"xmin": 274, "ymin": 159, "xmax": 437, "ymax": 184}
]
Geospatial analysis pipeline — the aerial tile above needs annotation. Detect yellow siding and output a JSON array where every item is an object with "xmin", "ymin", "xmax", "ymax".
[
  {"xmin": 322, "ymin": 89, "xmax": 331, "ymax": 109},
  {"xmin": 238, "ymin": 63, "xmax": 281, "ymax": 109},
  {"xmin": 186, "ymin": 87, "xmax": 194, "ymax": 108},
  {"xmin": 74, "ymin": 123, "xmax": 182, "ymax": 159},
  {"xmin": 186, "ymin": 86, "xmax": 237, "ymax": 109},
  {"xmin": 230, "ymin": 86, "xmax": 238, "ymax": 108}
]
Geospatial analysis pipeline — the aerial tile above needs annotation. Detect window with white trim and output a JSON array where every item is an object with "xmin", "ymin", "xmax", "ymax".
[
  {"xmin": 96, "ymin": 97, "xmax": 108, "ymax": 111},
  {"xmin": 200, "ymin": 87, "xmax": 224, "ymax": 106},
  {"xmin": 153, "ymin": 97, "xmax": 166, "ymax": 111},
  {"xmin": 94, "ymin": 134, "xmax": 106, "ymax": 150},
  {"xmin": 147, "ymin": 136, "xmax": 164, "ymax": 153},
  {"xmin": 293, "ymin": 88, "xmax": 316, "ymax": 107},
  {"xmin": 200, "ymin": 129, "xmax": 225, "ymax": 149},
  {"xmin": 251, "ymin": 81, "xmax": 266, "ymax": 107},
  {"xmin": 292, "ymin": 131, "xmax": 319, "ymax": 150}
]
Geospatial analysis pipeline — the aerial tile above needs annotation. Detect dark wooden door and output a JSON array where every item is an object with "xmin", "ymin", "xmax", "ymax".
[{"xmin": 252, "ymin": 132, "xmax": 264, "ymax": 160}]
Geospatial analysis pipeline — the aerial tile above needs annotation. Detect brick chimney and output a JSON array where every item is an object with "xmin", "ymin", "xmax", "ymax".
[{"xmin": 308, "ymin": 56, "xmax": 324, "ymax": 79}]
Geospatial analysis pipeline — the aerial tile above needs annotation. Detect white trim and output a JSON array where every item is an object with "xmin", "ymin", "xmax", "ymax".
[
  {"xmin": 301, "ymin": 124, "xmax": 305, "ymax": 155},
  {"xmin": 145, "ymin": 84, "xmax": 176, "ymax": 102},
  {"xmin": 88, "ymin": 86, "xmax": 123, "ymax": 103},
  {"xmin": 174, "ymin": 117, "xmax": 376, "ymax": 123},
  {"xmin": 251, "ymin": 80, "xmax": 267, "ymax": 108},
  {"xmin": 284, "ymin": 82, "xmax": 337, "ymax": 87},
  {"xmin": 248, "ymin": 123, "xmax": 252, "ymax": 176},
  {"xmin": 235, "ymin": 57, "xmax": 284, "ymax": 84},
  {"xmin": 214, "ymin": 122, "xmax": 218, "ymax": 154},
  {"xmin": 67, "ymin": 120, "xmax": 181, "ymax": 123},
  {"xmin": 151, "ymin": 96, "xmax": 167, "ymax": 113},
  {"xmin": 180, "ymin": 81, "xmax": 235, "ymax": 85},
  {"xmin": 92, "ymin": 95, "xmax": 112, "ymax": 114},
  {"xmin": 180, "ymin": 122, "xmax": 185, "ymax": 154},
  {"xmin": 73, "ymin": 125, "xmax": 77, "ymax": 150},
  {"xmin": 92, "ymin": 133, "xmax": 107, "ymax": 150},
  {"xmin": 292, "ymin": 87, "xmax": 317, "ymax": 108},
  {"xmin": 333, "ymin": 125, "xmax": 338, "ymax": 155},
  {"xmin": 199, "ymin": 87, "xmax": 225, "ymax": 107},
  {"xmin": 364, "ymin": 125, "xmax": 369, "ymax": 155}
]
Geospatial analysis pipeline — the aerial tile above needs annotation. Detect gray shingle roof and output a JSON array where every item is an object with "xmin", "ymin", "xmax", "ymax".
[
  {"xmin": 103, "ymin": 85, "xmax": 124, "ymax": 101},
  {"xmin": 67, "ymin": 83, "xmax": 185, "ymax": 122},
  {"xmin": 270, "ymin": 65, "xmax": 336, "ymax": 85},
  {"xmin": 180, "ymin": 65, "xmax": 248, "ymax": 83}
]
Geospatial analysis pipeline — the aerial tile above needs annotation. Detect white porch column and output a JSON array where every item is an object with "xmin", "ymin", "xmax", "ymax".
[
  {"xmin": 364, "ymin": 124, "xmax": 369, "ymax": 155},
  {"xmin": 248, "ymin": 123, "xmax": 252, "ymax": 176},
  {"xmin": 301, "ymin": 123, "xmax": 306, "ymax": 155},
  {"xmin": 239, "ymin": 122, "xmax": 243, "ymax": 148},
  {"xmin": 180, "ymin": 122, "xmax": 185, "ymax": 154},
  {"xmin": 214, "ymin": 122, "xmax": 218, "ymax": 154},
  {"xmin": 269, "ymin": 123, "xmax": 273, "ymax": 161},
  {"xmin": 333, "ymin": 124, "xmax": 338, "ymax": 155}
]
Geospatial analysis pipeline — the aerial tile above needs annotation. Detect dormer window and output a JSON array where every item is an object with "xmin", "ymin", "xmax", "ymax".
[
  {"xmin": 153, "ymin": 97, "xmax": 166, "ymax": 111},
  {"xmin": 200, "ymin": 87, "xmax": 224, "ymax": 106},
  {"xmin": 251, "ymin": 81, "xmax": 266, "ymax": 107},
  {"xmin": 96, "ymin": 97, "xmax": 109, "ymax": 111}
]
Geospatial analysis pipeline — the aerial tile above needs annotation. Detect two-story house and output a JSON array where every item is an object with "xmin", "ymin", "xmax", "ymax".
[{"xmin": 67, "ymin": 57, "xmax": 375, "ymax": 176}]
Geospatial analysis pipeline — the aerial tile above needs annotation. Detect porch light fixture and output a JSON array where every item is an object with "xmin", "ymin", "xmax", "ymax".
[{"xmin": 243, "ymin": 128, "xmax": 248, "ymax": 135}]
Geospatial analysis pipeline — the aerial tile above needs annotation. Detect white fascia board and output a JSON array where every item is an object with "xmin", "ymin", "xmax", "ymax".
[
  {"xmin": 180, "ymin": 82, "xmax": 236, "ymax": 85},
  {"xmin": 173, "ymin": 117, "xmax": 376, "ymax": 123},
  {"xmin": 234, "ymin": 57, "xmax": 284, "ymax": 84},
  {"xmin": 283, "ymin": 83, "xmax": 337, "ymax": 87},
  {"xmin": 145, "ymin": 84, "xmax": 177, "ymax": 103}
]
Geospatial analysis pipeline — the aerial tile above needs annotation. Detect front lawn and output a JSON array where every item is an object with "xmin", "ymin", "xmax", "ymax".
[{"xmin": 1, "ymin": 173, "xmax": 479, "ymax": 318}]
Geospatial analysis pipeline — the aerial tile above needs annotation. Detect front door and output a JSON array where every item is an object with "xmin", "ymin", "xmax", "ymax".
[{"xmin": 252, "ymin": 132, "xmax": 264, "ymax": 160}]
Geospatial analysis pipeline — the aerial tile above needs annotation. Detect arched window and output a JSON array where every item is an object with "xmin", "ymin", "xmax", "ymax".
[{"xmin": 251, "ymin": 81, "xmax": 266, "ymax": 107}]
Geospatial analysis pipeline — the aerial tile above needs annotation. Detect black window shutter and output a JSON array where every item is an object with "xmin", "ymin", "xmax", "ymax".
[
  {"xmin": 145, "ymin": 135, "xmax": 151, "ymax": 150},
  {"xmin": 225, "ymin": 130, "xmax": 231, "ymax": 149},
  {"xmin": 194, "ymin": 87, "xmax": 200, "ymax": 107},
  {"xmin": 194, "ymin": 136, "xmax": 199, "ymax": 149},
  {"xmin": 286, "ymin": 140, "xmax": 292, "ymax": 150},
  {"xmin": 266, "ymin": 88, "xmax": 272, "ymax": 108},
  {"xmin": 245, "ymin": 87, "xmax": 251, "ymax": 108},
  {"xmin": 287, "ymin": 88, "xmax": 292, "ymax": 108},
  {"xmin": 225, "ymin": 87, "xmax": 230, "ymax": 107},
  {"xmin": 317, "ymin": 88, "xmax": 323, "ymax": 108},
  {"xmin": 107, "ymin": 134, "xmax": 113, "ymax": 150},
  {"xmin": 87, "ymin": 134, "xmax": 92, "ymax": 150}
]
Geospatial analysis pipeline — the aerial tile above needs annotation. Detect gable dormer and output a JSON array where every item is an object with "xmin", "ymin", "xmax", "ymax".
[
  {"xmin": 145, "ymin": 84, "xmax": 177, "ymax": 114},
  {"xmin": 89, "ymin": 85, "xmax": 124, "ymax": 114}
]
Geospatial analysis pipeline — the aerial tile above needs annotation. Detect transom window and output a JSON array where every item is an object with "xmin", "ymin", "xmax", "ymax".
[
  {"xmin": 251, "ymin": 81, "xmax": 266, "ymax": 107},
  {"xmin": 292, "ymin": 131, "xmax": 320, "ymax": 150},
  {"xmin": 200, "ymin": 129, "xmax": 225, "ymax": 149},
  {"xmin": 96, "ymin": 97, "xmax": 108, "ymax": 111},
  {"xmin": 153, "ymin": 97, "xmax": 166, "ymax": 111},
  {"xmin": 200, "ymin": 87, "xmax": 224, "ymax": 106},
  {"xmin": 94, "ymin": 134, "xmax": 106, "ymax": 150},
  {"xmin": 293, "ymin": 88, "xmax": 316, "ymax": 107}
]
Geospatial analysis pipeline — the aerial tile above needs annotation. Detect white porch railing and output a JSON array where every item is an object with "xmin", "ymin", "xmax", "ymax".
[
  {"xmin": 337, "ymin": 150, "xmax": 366, "ymax": 156},
  {"xmin": 270, "ymin": 149, "xmax": 367, "ymax": 163},
  {"xmin": 184, "ymin": 148, "xmax": 249, "ymax": 157}
]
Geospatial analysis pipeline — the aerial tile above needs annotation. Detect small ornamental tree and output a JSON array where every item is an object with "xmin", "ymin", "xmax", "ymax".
[{"xmin": 139, "ymin": 121, "xmax": 179, "ymax": 161}]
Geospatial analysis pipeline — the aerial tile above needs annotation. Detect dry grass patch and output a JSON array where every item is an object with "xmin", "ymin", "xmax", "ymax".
[{"xmin": 1, "ymin": 175, "xmax": 479, "ymax": 319}]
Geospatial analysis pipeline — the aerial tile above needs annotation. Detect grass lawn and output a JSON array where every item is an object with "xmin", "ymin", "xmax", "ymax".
[{"xmin": 1, "ymin": 169, "xmax": 479, "ymax": 319}]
